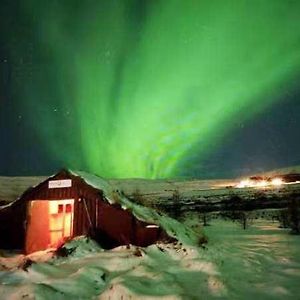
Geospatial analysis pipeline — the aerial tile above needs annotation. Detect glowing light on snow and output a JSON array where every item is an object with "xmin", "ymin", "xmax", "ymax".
[
  {"xmin": 256, "ymin": 180, "xmax": 268, "ymax": 187},
  {"xmin": 236, "ymin": 179, "xmax": 270, "ymax": 188},
  {"xmin": 271, "ymin": 178, "xmax": 283, "ymax": 186},
  {"xmin": 236, "ymin": 177, "xmax": 285, "ymax": 189},
  {"xmin": 236, "ymin": 179, "xmax": 253, "ymax": 189}
]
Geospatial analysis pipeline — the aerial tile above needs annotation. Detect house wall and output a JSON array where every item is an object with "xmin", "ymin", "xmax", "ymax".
[
  {"xmin": 0, "ymin": 200, "xmax": 27, "ymax": 249},
  {"xmin": 134, "ymin": 220, "xmax": 161, "ymax": 247},
  {"xmin": 21, "ymin": 171, "xmax": 102, "ymax": 239},
  {"xmin": 0, "ymin": 170, "xmax": 164, "ymax": 252},
  {"xmin": 97, "ymin": 201, "xmax": 134, "ymax": 248}
]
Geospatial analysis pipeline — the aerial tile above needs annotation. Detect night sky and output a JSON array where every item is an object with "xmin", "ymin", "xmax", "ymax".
[{"xmin": 0, "ymin": 0, "xmax": 300, "ymax": 179}]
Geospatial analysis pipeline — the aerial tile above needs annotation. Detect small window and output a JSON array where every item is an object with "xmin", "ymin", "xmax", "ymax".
[
  {"xmin": 66, "ymin": 204, "xmax": 72, "ymax": 213},
  {"xmin": 58, "ymin": 204, "xmax": 64, "ymax": 213}
]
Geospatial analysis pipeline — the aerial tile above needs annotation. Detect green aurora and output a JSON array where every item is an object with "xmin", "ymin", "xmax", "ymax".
[{"xmin": 6, "ymin": 0, "xmax": 300, "ymax": 178}]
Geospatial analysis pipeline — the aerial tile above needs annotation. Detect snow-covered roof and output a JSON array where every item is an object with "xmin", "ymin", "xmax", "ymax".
[
  {"xmin": 70, "ymin": 170, "xmax": 117, "ymax": 204},
  {"xmin": 70, "ymin": 170, "xmax": 200, "ymax": 246}
]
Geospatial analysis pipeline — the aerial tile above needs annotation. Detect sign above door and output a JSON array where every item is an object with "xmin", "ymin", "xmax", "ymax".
[{"xmin": 48, "ymin": 179, "xmax": 72, "ymax": 189}]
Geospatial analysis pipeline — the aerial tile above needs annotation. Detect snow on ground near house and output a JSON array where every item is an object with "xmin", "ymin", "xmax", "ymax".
[
  {"xmin": 0, "ymin": 239, "xmax": 222, "ymax": 300},
  {"xmin": 1, "ymin": 221, "xmax": 300, "ymax": 299},
  {"xmin": 202, "ymin": 219, "xmax": 300, "ymax": 299}
]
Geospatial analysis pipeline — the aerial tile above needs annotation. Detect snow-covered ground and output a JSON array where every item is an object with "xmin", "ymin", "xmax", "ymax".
[
  {"xmin": 1, "ymin": 220, "xmax": 300, "ymax": 299},
  {"xmin": 202, "ymin": 220, "xmax": 300, "ymax": 299}
]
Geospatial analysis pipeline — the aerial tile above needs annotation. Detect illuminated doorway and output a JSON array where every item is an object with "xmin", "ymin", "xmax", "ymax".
[{"xmin": 25, "ymin": 199, "xmax": 74, "ymax": 253}]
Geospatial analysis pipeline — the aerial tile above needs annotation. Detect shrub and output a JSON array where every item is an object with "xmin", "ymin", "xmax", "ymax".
[{"xmin": 287, "ymin": 199, "xmax": 300, "ymax": 234}]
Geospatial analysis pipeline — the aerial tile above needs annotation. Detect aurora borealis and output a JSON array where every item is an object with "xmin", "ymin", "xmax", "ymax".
[{"xmin": 1, "ymin": 0, "xmax": 300, "ymax": 178}]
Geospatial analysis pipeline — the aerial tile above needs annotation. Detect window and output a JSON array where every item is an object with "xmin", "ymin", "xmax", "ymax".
[
  {"xmin": 58, "ymin": 204, "xmax": 64, "ymax": 213},
  {"xmin": 66, "ymin": 203, "xmax": 72, "ymax": 213}
]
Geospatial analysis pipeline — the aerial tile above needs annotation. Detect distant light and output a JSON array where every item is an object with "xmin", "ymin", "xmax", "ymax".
[
  {"xmin": 236, "ymin": 178, "xmax": 274, "ymax": 189},
  {"xmin": 236, "ymin": 179, "xmax": 252, "ymax": 188},
  {"xmin": 256, "ymin": 180, "xmax": 268, "ymax": 188},
  {"xmin": 271, "ymin": 178, "xmax": 283, "ymax": 186}
]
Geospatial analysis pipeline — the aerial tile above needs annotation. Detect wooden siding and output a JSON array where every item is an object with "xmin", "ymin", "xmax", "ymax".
[{"xmin": 0, "ymin": 169, "xmax": 165, "ymax": 252}]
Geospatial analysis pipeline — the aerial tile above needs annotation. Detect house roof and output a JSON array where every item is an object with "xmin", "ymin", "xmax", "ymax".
[
  {"xmin": 0, "ymin": 170, "xmax": 200, "ymax": 246},
  {"xmin": 70, "ymin": 170, "xmax": 200, "ymax": 246}
]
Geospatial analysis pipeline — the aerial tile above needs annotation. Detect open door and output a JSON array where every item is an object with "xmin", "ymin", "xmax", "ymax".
[{"xmin": 25, "ymin": 199, "xmax": 74, "ymax": 254}]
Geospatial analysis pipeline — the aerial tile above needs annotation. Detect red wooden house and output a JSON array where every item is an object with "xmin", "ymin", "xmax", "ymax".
[{"xmin": 0, "ymin": 170, "xmax": 165, "ymax": 254}]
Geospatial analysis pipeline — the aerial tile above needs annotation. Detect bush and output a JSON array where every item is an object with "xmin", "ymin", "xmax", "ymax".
[
  {"xmin": 200, "ymin": 212, "xmax": 211, "ymax": 226},
  {"xmin": 287, "ymin": 199, "xmax": 300, "ymax": 234},
  {"xmin": 278, "ymin": 209, "xmax": 289, "ymax": 228},
  {"xmin": 170, "ymin": 189, "xmax": 183, "ymax": 220}
]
